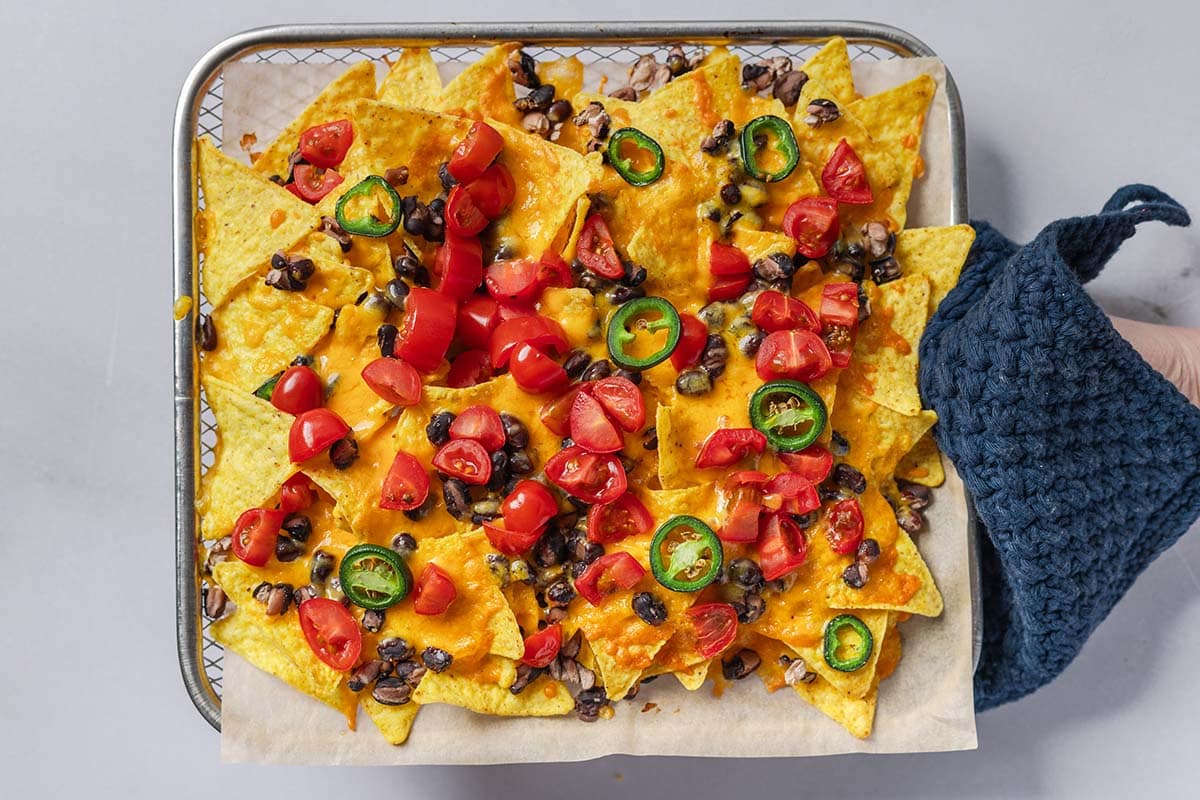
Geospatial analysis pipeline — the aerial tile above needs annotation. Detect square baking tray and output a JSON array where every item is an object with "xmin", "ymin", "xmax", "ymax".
[{"xmin": 174, "ymin": 20, "xmax": 979, "ymax": 732}]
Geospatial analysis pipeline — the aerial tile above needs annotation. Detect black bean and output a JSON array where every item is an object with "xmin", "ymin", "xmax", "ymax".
[
  {"xmin": 203, "ymin": 585, "xmax": 227, "ymax": 619},
  {"xmin": 754, "ymin": 252, "xmax": 796, "ymax": 282},
  {"xmin": 196, "ymin": 313, "xmax": 217, "ymax": 351},
  {"xmin": 372, "ymin": 677, "xmax": 413, "ymax": 705},
  {"xmin": 426, "ymin": 411, "xmax": 455, "ymax": 445},
  {"xmin": 773, "ymin": 69, "xmax": 808, "ymax": 106},
  {"xmin": 349, "ymin": 660, "xmax": 387, "ymax": 692},
  {"xmin": 581, "ymin": 359, "xmax": 613, "ymax": 382},
  {"xmin": 392, "ymin": 658, "xmax": 427, "ymax": 687},
  {"xmin": 842, "ymin": 562, "xmax": 869, "ymax": 589},
  {"xmin": 700, "ymin": 334, "xmax": 728, "ymax": 378},
  {"xmin": 381, "ymin": 279, "xmax": 410, "ymax": 312},
  {"xmin": 293, "ymin": 584, "xmax": 318, "ymax": 605},
  {"xmin": 721, "ymin": 648, "xmax": 762, "ymax": 680},
  {"xmin": 510, "ymin": 663, "xmax": 543, "ymax": 694},
  {"xmin": 252, "ymin": 581, "xmax": 273, "ymax": 604},
  {"xmin": 700, "ymin": 118, "xmax": 735, "ymax": 155},
  {"xmin": 404, "ymin": 493, "xmax": 435, "ymax": 521},
  {"xmin": 734, "ymin": 593, "xmax": 766, "ymax": 624},
  {"xmin": 287, "ymin": 256, "xmax": 315, "ymax": 283},
  {"xmin": 726, "ymin": 558, "xmax": 765, "ymax": 593},
  {"xmin": 577, "ymin": 268, "xmax": 613, "ymax": 294},
  {"xmin": 606, "ymin": 284, "xmax": 646, "ymax": 305},
  {"xmin": 391, "ymin": 532, "xmax": 417, "ymax": 557},
  {"xmin": 402, "ymin": 198, "xmax": 429, "ymax": 237},
  {"xmin": 505, "ymin": 449, "xmax": 533, "ymax": 476},
  {"xmin": 738, "ymin": 331, "xmax": 764, "ymax": 356},
  {"xmin": 490, "ymin": 411, "xmax": 527, "ymax": 450},
  {"xmin": 384, "ymin": 166, "xmax": 410, "ymax": 187},
  {"xmin": 675, "ymin": 367, "xmax": 712, "ymax": 396},
  {"xmin": 792, "ymin": 510, "xmax": 818, "ymax": 528},
  {"xmin": 377, "ymin": 324, "xmax": 398, "ymax": 358},
  {"xmin": 720, "ymin": 183, "xmax": 742, "ymax": 205},
  {"xmin": 533, "ymin": 528, "xmax": 569, "ymax": 568},
  {"xmin": 895, "ymin": 505, "xmax": 925, "ymax": 534},
  {"xmin": 870, "ymin": 255, "xmax": 902, "ymax": 284},
  {"xmin": 503, "ymin": 475, "xmax": 521, "ymax": 496},
  {"xmin": 698, "ymin": 302, "xmax": 726, "ymax": 330},
  {"xmin": 437, "ymin": 161, "xmax": 457, "ymax": 191},
  {"xmin": 378, "ymin": 637, "xmax": 414, "ymax": 662},
  {"xmin": 319, "ymin": 215, "xmax": 353, "ymax": 252},
  {"xmin": 545, "ymin": 578, "xmax": 576, "ymax": 607},
  {"xmin": 393, "ymin": 251, "xmax": 422, "ymax": 280},
  {"xmin": 897, "ymin": 480, "xmax": 932, "ymax": 510},
  {"xmin": 804, "ymin": 98, "xmax": 840, "ymax": 126},
  {"xmin": 622, "ymin": 262, "xmax": 648, "ymax": 286},
  {"xmin": 515, "ymin": 84, "xmax": 556, "ymax": 113},
  {"xmin": 547, "ymin": 99, "xmax": 573, "ymax": 124},
  {"xmin": 422, "ymin": 647, "xmax": 453, "ymax": 673},
  {"xmin": 667, "ymin": 46, "xmax": 691, "ymax": 77},
  {"xmin": 330, "ymin": 436, "xmax": 359, "ymax": 470},
  {"xmin": 642, "ymin": 426, "xmax": 658, "ymax": 450},
  {"xmin": 818, "ymin": 482, "xmax": 845, "ymax": 503},
  {"xmin": 310, "ymin": 550, "xmax": 336, "ymax": 584},
  {"xmin": 857, "ymin": 283, "xmax": 872, "ymax": 322},
  {"xmin": 275, "ymin": 535, "xmax": 305, "ymax": 563},
  {"xmin": 830, "ymin": 430, "xmax": 851, "ymax": 456},
  {"xmin": 425, "ymin": 197, "xmax": 446, "ymax": 242},
  {"xmin": 632, "ymin": 592, "xmax": 668, "ymax": 625},
  {"xmin": 265, "ymin": 583, "xmax": 293, "ymax": 616},
  {"xmin": 575, "ymin": 687, "xmax": 609, "ymax": 722},
  {"xmin": 742, "ymin": 62, "xmax": 770, "ymax": 86},
  {"xmin": 833, "ymin": 463, "xmax": 867, "ymax": 494},
  {"xmin": 264, "ymin": 267, "xmax": 302, "ymax": 291},
  {"xmin": 441, "ymin": 478, "xmax": 472, "ymax": 520},
  {"xmin": 562, "ymin": 349, "xmax": 593, "ymax": 379},
  {"xmin": 856, "ymin": 538, "xmax": 881, "ymax": 565},
  {"xmin": 507, "ymin": 49, "xmax": 540, "ymax": 88},
  {"xmin": 283, "ymin": 514, "xmax": 312, "ymax": 542},
  {"xmin": 487, "ymin": 450, "xmax": 510, "ymax": 491}
]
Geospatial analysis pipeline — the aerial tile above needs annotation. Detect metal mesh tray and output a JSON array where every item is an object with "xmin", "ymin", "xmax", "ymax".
[{"xmin": 174, "ymin": 21, "xmax": 974, "ymax": 732}]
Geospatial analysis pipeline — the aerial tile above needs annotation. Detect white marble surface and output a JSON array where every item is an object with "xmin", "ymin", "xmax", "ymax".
[{"xmin": 2, "ymin": 1, "xmax": 1199, "ymax": 797}]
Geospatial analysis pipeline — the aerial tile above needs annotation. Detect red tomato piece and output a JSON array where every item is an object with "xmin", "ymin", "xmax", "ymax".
[
  {"xmin": 763, "ymin": 472, "xmax": 821, "ymax": 515},
  {"xmin": 502, "ymin": 479, "xmax": 559, "ymax": 534},
  {"xmin": 448, "ymin": 121, "xmax": 503, "ymax": 184},
  {"xmin": 230, "ymin": 507, "xmax": 285, "ymax": 566},
  {"xmin": 755, "ymin": 329, "xmax": 833, "ymax": 382},
  {"xmin": 510, "ymin": 343, "xmax": 569, "ymax": 394},
  {"xmin": 289, "ymin": 164, "xmax": 344, "ymax": 204},
  {"xmin": 694, "ymin": 428, "xmax": 768, "ymax": 469},
  {"xmin": 432, "ymin": 438, "xmax": 492, "ymax": 485},
  {"xmin": 576, "ymin": 213, "xmax": 624, "ymax": 279},
  {"xmin": 671, "ymin": 313, "xmax": 707, "ymax": 371},
  {"xmin": 782, "ymin": 196, "xmax": 841, "ymax": 259},
  {"xmin": 720, "ymin": 497, "xmax": 764, "ymax": 543},
  {"xmin": 450, "ymin": 405, "xmax": 506, "ymax": 451},
  {"xmin": 570, "ymin": 390, "xmax": 624, "ymax": 453},
  {"xmin": 757, "ymin": 512, "xmax": 809, "ymax": 580},
  {"xmin": 360, "ymin": 357, "xmax": 422, "ymax": 406},
  {"xmin": 483, "ymin": 520, "xmax": 544, "ymax": 556},
  {"xmin": 394, "ymin": 287, "xmax": 457, "ymax": 372},
  {"xmin": 413, "ymin": 563, "xmax": 457, "ymax": 615},
  {"xmin": 751, "ymin": 291, "xmax": 820, "ymax": 333},
  {"xmin": 586, "ymin": 492, "xmax": 653, "ymax": 544},
  {"xmin": 729, "ymin": 470, "xmax": 770, "ymax": 488},
  {"xmin": 432, "ymin": 234, "xmax": 484, "ymax": 301},
  {"xmin": 778, "ymin": 445, "xmax": 834, "ymax": 484},
  {"xmin": 590, "ymin": 376, "xmax": 645, "ymax": 432},
  {"xmin": 279, "ymin": 473, "xmax": 316, "ymax": 515},
  {"xmin": 298, "ymin": 597, "xmax": 362, "ymax": 671},
  {"xmin": 538, "ymin": 384, "xmax": 585, "ymax": 436},
  {"xmin": 270, "ymin": 365, "xmax": 324, "ymax": 415},
  {"xmin": 288, "ymin": 408, "xmax": 350, "ymax": 463},
  {"xmin": 297, "ymin": 119, "xmax": 354, "ymax": 169},
  {"xmin": 687, "ymin": 603, "xmax": 738, "ymax": 658},
  {"xmin": 467, "ymin": 163, "xmax": 516, "ymax": 219},
  {"xmin": 826, "ymin": 497, "xmax": 865, "ymax": 554},
  {"xmin": 707, "ymin": 273, "xmax": 752, "ymax": 302},
  {"xmin": 445, "ymin": 349, "xmax": 493, "ymax": 388},
  {"xmin": 575, "ymin": 552, "xmax": 646, "ymax": 606},
  {"xmin": 379, "ymin": 450, "xmax": 430, "ymax": 511},
  {"xmin": 821, "ymin": 139, "xmax": 873, "ymax": 205},
  {"xmin": 708, "ymin": 241, "xmax": 752, "ymax": 277},
  {"xmin": 521, "ymin": 624, "xmax": 563, "ymax": 668},
  {"xmin": 445, "ymin": 185, "xmax": 490, "ymax": 237},
  {"xmin": 820, "ymin": 282, "xmax": 860, "ymax": 330},
  {"xmin": 457, "ymin": 295, "xmax": 500, "ymax": 350},
  {"xmin": 485, "ymin": 258, "xmax": 544, "ymax": 306},
  {"xmin": 537, "ymin": 250, "xmax": 573, "ymax": 288},
  {"xmin": 489, "ymin": 315, "xmax": 568, "ymax": 369},
  {"xmin": 544, "ymin": 445, "xmax": 627, "ymax": 504}
]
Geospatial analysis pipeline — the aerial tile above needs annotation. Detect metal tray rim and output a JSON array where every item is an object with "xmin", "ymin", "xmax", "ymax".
[{"xmin": 174, "ymin": 19, "xmax": 978, "ymax": 735}]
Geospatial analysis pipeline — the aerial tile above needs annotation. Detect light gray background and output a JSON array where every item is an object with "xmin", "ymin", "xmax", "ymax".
[{"xmin": 2, "ymin": 1, "xmax": 1197, "ymax": 797}]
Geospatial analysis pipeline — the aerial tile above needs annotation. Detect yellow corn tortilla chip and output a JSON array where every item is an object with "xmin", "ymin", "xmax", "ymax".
[
  {"xmin": 673, "ymin": 659, "xmax": 712, "ymax": 691},
  {"xmin": 362, "ymin": 697, "xmax": 421, "ymax": 745},
  {"xmin": 435, "ymin": 43, "xmax": 523, "ymax": 126},
  {"xmin": 202, "ymin": 280, "xmax": 335, "ymax": 393},
  {"xmin": 895, "ymin": 431, "xmax": 945, "ymax": 487},
  {"xmin": 828, "ymin": 388, "xmax": 938, "ymax": 484},
  {"xmin": 309, "ymin": 302, "xmax": 395, "ymax": 438},
  {"xmin": 377, "ymin": 48, "xmax": 442, "ymax": 109},
  {"xmin": 839, "ymin": 274, "xmax": 931, "ymax": 416},
  {"xmin": 195, "ymin": 138, "xmax": 319, "ymax": 307},
  {"xmin": 799, "ymin": 37, "xmax": 858, "ymax": 107},
  {"xmin": 829, "ymin": 527, "xmax": 943, "ymax": 617},
  {"xmin": 251, "ymin": 60, "xmax": 378, "ymax": 178},
  {"xmin": 894, "ymin": 225, "xmax": 976, "ymax": 315},
  {"xmin": 296, "ymin": 229, "xmax": 395, "ymax": 290},
  {"xmin": 211, "ymin": 560, "xmax": 357, "ymax": 721},
  {"xmin": 197, "ymin": 375, "xmax": 296, "ymax": 540},
  {"xmin": 412, "ymin": 661, "xmax": 575, "ymax": 716},
  {"xmin": 302, "ymin": 259, "xmax": 374, "ymax": 309}
]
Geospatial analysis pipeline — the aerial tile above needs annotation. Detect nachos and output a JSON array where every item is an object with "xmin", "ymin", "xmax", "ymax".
[{"xmin": 193, "ymin": 38, "xmax": 974, "ymax": 743}]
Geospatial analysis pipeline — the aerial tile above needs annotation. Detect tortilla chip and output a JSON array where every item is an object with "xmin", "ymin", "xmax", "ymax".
[
  {"xmin": 829, "ymin": 527, "xmax": 943, "ymax": 617},
  {"xmin": 202, "ymin": 280, "xmax": 335, "ymax": 393},
  {"xmin": 296, "ymin": 229, "xmax": 395, "ymax": 290},
  {"xmin": 197, "ymin": 375, "xmax": 296, "ymax": 540},
  {"xmin": 309, "ymin": 302, "xmax": 395, "ymax": 438},
  {"xmin": 377, "ymin": 48, "xmax": 442, "ymax": 109},
  {"xmin": 434, "ymin": 43, "xmax": 523, "ymax": 126},
  {"xmin": 251, "ymin": 61, "xmax": 378, "ymax": 178},
  {"xmin": 793, "ymin": 674, "xmax": 878, "ymax": 740},
  {"xmin": 211, "ymin": 560, "xmax": 357, "ymax": 721},
  {"xmin": 839, "ymin": 274, "xmax": 931, "ymax": 416},
  {"xmin": 828, "ymin": 388, "xmax": 938, "ymax": 484},
  {"xmin": 673, "ymin": 659, "xmax": 711, "ymax": 691},
  {"xmin": 799, "ymin": 37, "xmax": 858, "ymax": 107},
  {"xmin": 302, "ymin": 259, "xmax": 374, "ymax": 309},
  {"xmin": 894, "ymin": 225, "xmax": 976, "ymax": 315},
  {"xmin": 195, "ymin": 138, "xmax": 319, "ymax": 307},
  {"xmin": 412, "ymin": 661, "xmax": 575, "ymax": 716},
  {"xmin": 895, "ymin": 432, "xmax": 945, "ymax": 487},
  {"xmin": 361, "ymin": 697, "xmax": 421, "ymax": 745}
]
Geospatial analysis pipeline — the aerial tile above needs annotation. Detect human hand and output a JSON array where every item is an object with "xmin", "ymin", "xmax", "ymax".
[{"xmin": 1110, "ymin": 317, "xmax": 1200, "ymax": 406}]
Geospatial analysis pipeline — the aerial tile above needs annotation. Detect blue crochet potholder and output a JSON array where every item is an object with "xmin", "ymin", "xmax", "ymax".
[{"xmin": 919, "ymin": 185, "xmax": 1200, "ymax": 711}]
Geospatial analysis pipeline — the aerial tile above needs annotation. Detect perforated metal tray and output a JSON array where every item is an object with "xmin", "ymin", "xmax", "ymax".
[{"xmin": 174, "ymin": 21, "xmax": 975, "ymax": 732}]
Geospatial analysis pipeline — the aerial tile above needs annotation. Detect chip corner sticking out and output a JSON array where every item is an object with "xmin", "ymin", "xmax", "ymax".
[
  {"xmin": 377, "ymin": 48, "xmax": 442, "ymax": 110},
  {"xmin": 799, "ymin": 37, "xmax": 858, "ymax": 107},
  {"xmin": 840, "ymin": 274, "xmax": 931, "ymax": 417},
  {"xmin": 894, "ymin": 224, "xmax": 976, "ymax": 316}
]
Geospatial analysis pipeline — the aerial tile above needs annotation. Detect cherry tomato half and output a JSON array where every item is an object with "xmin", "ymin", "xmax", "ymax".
[
  {"xmin": 778, "ymin": 444, "xmax": 834, "ymax": 484},
  {"xmin": 270, "ymin": 365, "xmax": 324, "ymax": 415},
  {"xmin": 379, "ymin": 450, "xmax": 430, "ymax": 511},
  {"xmin": 413, "ymin": 563, "xmax": 457, "ymax": 615},
  {"xmin": 502, "ymin": 479, "xmax": 559, "ymax": 534},
  {"xmin": 586, "ymin": 491, "xmax": 653, "ymax": 544},
  {"xmin": 467, "ymin": 162, "xmax": 516, "ymax": 219},
  {"xmin": 671, "ymin": 312, "xmax": 707, "ymax": 371},
  {"xmin": 445, "ymin": 185, "xmax": 490, "ymax": 237},
  {"xmin": 570, "ymin": 390, "xmax": 624, "ymax": 453},
  {"xmin": 490, "ymin": 314, "xmax": 568, "ymax": 369},
  {"xmin": 448, "ymin": 121, "xmax": 503, "ymax": 184},
  {"xmin": 288, "ymin": 408, "xmax": 350, "ymax": 463},
  {"xmin": 298, "ymin": 597, "xmax": 362, "ymax": 671},
  {"xmin": 826, "ymin": 497, "xmax": 865, "ymax": 554},
  {"xmin": 757, "ymin": 512, "xmax": 809, "ymax": 580},
  {"xmin": 230, "ymin": 507, "xmax": 285, "ymax": 566},
  {"xmin": 538, "ymin": 384, "xmax": 585, "ymax": 437},
  {"xmin": 708, "ymin": 241, "xmax": 752, "ymax": 277},
  {"xmin": 782, "ymin": 196, "xmax": 841, "ymax": 259},
  {"xmin": 450, "ymin": 405, "xmax": 506, "ymax": 451},
  {"xmin": 279, "ymin": 473, "xmax": 316, "ymax": 515},
  {"xmin": 537, "ymin": 250, "xmax": 573, "ymax": 288},
  {"xmin": 297, "ymin": 119, "xmax": 354, "ymax": 169},
  {"xmin": 720, "ymin": 496, "xmax": 764, "ymax": 543},
  {"xmin": 457, "ymin": 294, "xmax": 501, "ymax": 349},
  {"xmin": 432, "ymin": 234, "xmax": 484, "ymax": 301},
  {"xmin": 510, "ymin": 343, "xmax": 569, "ymax": 394},
  {"xmin": 575, "ymin": 552, "xmax": 646, "ymax": 606},
  {"xmin": 755, "ymin": 329, "xmax": 833, "ymax": 382},
  {"xmin": 820, "ymin": 282, "xmax": 860, "ymax": 330},
  {"xmin": 694, "ymin": 428, "xmax": 767, "ymax": 469},
  {"xmin": 361, "ymin": 357, "xmax": 422, "ymax": 406},
  {"xmin": 821, "ymin": 139, "xmax": 873, "ymax": 205},
  {"xmin": 485, "ymin": 258, "xmax": 544, "ymax": 306},
  {"xmin": 544, "ymin": 445, "xmax": 627, "ymax": 504},
  {"xmin": 483, "ymin": 520, "xmax": 544, "ymax": 556},
  {"xmin": 432, "ymin": 438, "xmax": 492, "ymax": 486},
  {"xmin": 394, "ymin": 287, "xmax": 457, "ymax": 372},
  {"xmin": 707, "ymin": 273, "xmax": 752, "ymax": 302},
  {"xmin": 576, "ymin": 213, "xmax": 624, "ymax": 279},
  {"xmin": 522, "ymin": 624, "xmax": 563, "ymax": 667},
  {"xmin": 687, "ymin": 603, "xmax": 738, "ymax": 658},
  {"xmin": 290, "ymin": 164, "xmax": 344, "ymax": 204},
  {"xmin": 763, "ymin": 472, "xmax": 820, "ymax": 515},
  {"xmin": 590, "ymin": 376, "xmax": 645, "ymax": 432},
  {"xmin": 751, "ymin": 291, "xmax": 820, "ymax": 334},
  {"xmin": 445, "ymin": 349, "xmax": 493, "ymax": 388}
]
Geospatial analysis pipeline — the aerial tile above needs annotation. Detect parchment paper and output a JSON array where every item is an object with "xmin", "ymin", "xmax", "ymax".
[{"xmin": 217, "ymin": 54, "xmax": 976, "ymax": 763}]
